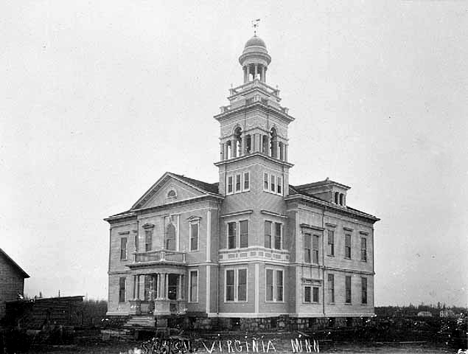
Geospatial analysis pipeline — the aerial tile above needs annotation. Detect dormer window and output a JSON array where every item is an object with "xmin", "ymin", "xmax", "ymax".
[{"xmin": 334, "ymin": 191, "xmax": 346, "ymax": 206}]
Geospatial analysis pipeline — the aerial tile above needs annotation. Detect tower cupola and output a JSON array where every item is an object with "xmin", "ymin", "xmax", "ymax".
[{"xmin": 239, "ymin": 35, "xmax": 271, "ymax": 83}]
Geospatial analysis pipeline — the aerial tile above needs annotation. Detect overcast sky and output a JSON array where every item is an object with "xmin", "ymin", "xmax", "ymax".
[{"xmin": 1, "ymin": 1, "xmax": 467, "ymax": 307}]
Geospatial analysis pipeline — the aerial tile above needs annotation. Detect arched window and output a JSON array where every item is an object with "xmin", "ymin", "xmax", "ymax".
[
  {"xmin": 165, "ymin": 223, "xmax": 176, "ymax": 250},
  {"xmin": 270, "ymin": 128, "xmax": 278, "ymax": 158},
  {"xmin": 334, "ymin": 192, "xmax": 339, "ymax": 204},
  {"xmin": 339, "ymin": 193, "xmax": 344, "ymax": 206},
  {"xmin": 234, "ymin": 127, "xmax": 242, "ymax": 157},
  {"xmin": 167, "ymin": 189, "xmax": 177, "ymax": 198}
]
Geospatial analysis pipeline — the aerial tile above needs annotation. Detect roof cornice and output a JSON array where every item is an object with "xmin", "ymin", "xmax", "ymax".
[{"xmin": 285, "ymin": 194, "xmax": 379, "ymax": 223}]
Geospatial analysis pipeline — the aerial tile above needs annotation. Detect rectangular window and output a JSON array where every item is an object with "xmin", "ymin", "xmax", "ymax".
[
  {"xmin": 304, "ymin": 233, "xmax": 311, "ymax": 263},
  {"xmin": 270, "ymin": 175, "xmax": 276, "ymax": 192},
  {"xmin": 243, "ymin": 172, "xmax": 250, "ymax": 191},
  {"xmin": 304, "ymin": 286, "xmax": 311, "ymax": 303},
  {"xmin": 228, "ymin": 222, "xmax": 236, "ymax": 249},
  {"xmin": 227, "ymin": 176, "xmax": 233, "ymax": 194},
  {"xmin": 134, "ymin": 234, "xmax": 139, "ymax": 253},
  {"xmin": 189, "ymin": 270, "xmax": 198, "ymax": 302},
  {"xmin": 264, "ymin": 173, "xmax": 269, "ymax": 190},
  {"xmin": 274, "ymin": 222, "xmax": 282, "ymax": 250},
  {"xmin": 277, "ymin": 176, "xmax": 282, "ymax": 195},
  {"xmin": 120, "ymin": 237, "xmax": 127, "ymax": 260},
  {"xmin": 190, "ymin": 222, "xmax": 199, "ymax": 251},
  {"xmin": 312, "ymin": 287, "xmax": 319, "ymax": 303},
  {"xmin": 119, "ymin": 277, "xmax": 126, "ymax": 303},
  {"xmin": 361, "ymin": 237, "xmax": 367, "ymax": 262},
  {"xmin": 144, "ymin": 275, "xmax": 152, "ymax": 300},
  {"xmin": 328, "ymin": 274, "xmax": 335, "ymax": 303},
  {"xmin": 266, "ymin": 269, "xmax": 273, "ymax": 301},
  {"xmin": 235, "ymin": 174, "xmax": 241, "ymax": 192},
  {"xmin": 361, "ymin": 277, "xmax": 368, "ymax": 304},
  {"xmin": 145, "ymin": 230, "xmax": 152, "ymax": 252},
  {"xmin": 264, "ymin": 221, "xmax": 272, "ymax": 248},
  {"xmin": 226, "ymin": 270, "xmax": 235, "ymax": 301},
  {"xmin": 266, "ymin": 269, "xmax": 284, "ymax": 302},
  {"xmin": 345, "ymin": 234, "xmax": 351, "ymax": 259},
  {"xmin": 276, "ymin": 270, "xmax": 284, "ymax": 301},
  {"xmin": 226, "ymin": 269, "xmax": 247, "ymax": 302},
  {"xmin": 238, "ymin": 269, "xmax": 247, "ymax": 301},
  {"xmin": 240, "ymin": 220, "xmax": 248, "ymax": 248},
  {"xmin": 345, "ymin": 276, "xmax": 352, "ymax": 304},
  {"xmin": 327, "ymin": 230, "xmax": 334, "ymax": 256},
  {"xmin": 312, "ymin": 235, "xmax": 319, "ymax": 264}
]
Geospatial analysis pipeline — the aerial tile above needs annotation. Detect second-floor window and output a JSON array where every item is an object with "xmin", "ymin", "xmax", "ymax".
[
  {"xmin": 312, "ymin": 235, "xmax": 319, "ymax": 264},
  {"xmin": 228, "ymin": 222, "xmax": 236, "ymax": 249},
  {"xmin": 304, "ymin": 233, "xmax": 311, "ymax": 263},
  {"xmin": 327, "ymin": 230, "xmax": 334, "ymax": 256},
  {"xmin": 274, "ymin": 222, "xmax": 282, "ymax": 249},
  {"xmin": 345, "ymin": 234, "xmax": 352, "ymax": 259},
  {"xmin": 145, "ymin": 230, "xmax": 152, "ymax": 252},
  {"xmin": 120, "ymin": 237, "xmax": 127, "ymax": 260},
  {"xmin": 134, "ymin": 234, "xmax": 139, "ymax": 253},
  {"xmin": 166, "ymin": 223, "xmax": 176, "ymax": 250},
  {"xmin": 304, "ymin": 286, "xmax": 319, "ymax": 303},
  {"xmin": 190, "ymin": 221, "xmax": 199, "ymax": 251},
  {"xmin": 361, "ymin": 237, "xmax": 367, "ymax": 262},
  {"xmin": 227, "ymin": 220, "xmax": 249, "ymax": 249},
  {"xmin": 227, "ymin": 172, "xmax": 250, "ymax": 195},
  {"xmin": 240, "ymin": 220, "xmax": 249, "ymax": 248},
  {"xmin": 264, "ymin": 221, "xmax": 272, "ymax": 248}
]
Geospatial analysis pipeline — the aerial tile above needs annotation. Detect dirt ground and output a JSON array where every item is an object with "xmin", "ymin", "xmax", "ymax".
[{"xmin": 26, "ymin": 342, "xmax": 457, "ymax": 354}]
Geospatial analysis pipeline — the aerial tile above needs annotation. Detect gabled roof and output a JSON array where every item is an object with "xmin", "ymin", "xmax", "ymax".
[
  {"xmin": 170, "ymin": 173, "xmax": 219, "ymax": 195},
  {"xmin": 294, "ymin": 177, "xmax": 350, "ymax": 191},
  {"xmin": 0, "ymin": 248, "xmax": 30, "ymax": 278}
]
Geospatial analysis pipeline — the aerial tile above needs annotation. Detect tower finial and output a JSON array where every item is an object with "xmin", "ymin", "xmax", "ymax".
[{"xmin": 252, "ymin": 18, "xmax": 260, "ymax": 36}]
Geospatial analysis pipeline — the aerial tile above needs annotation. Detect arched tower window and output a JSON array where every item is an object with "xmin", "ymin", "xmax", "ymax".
[
  {"xmin": 165, "ymin": 223, "xmax": 176, "ymax": 250},
  {"xmin": 339, "ymin": 193, "xmax": 344, "ymax": 206},
  {"xmin": 234, "ymin": 127, "xmax": 242, "ymax": 157},
  {"xmin": 334, "ymin": 192, "xmax": 339, "ymax": 204},
  {"xmin": 270, "ymin": 127, "xmax": 278, "ymax": 158}
]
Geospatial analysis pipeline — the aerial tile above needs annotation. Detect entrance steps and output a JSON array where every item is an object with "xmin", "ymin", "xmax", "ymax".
[{"xmin": 124, "ymin": 315, "xmax": 155, "ymax": 328}]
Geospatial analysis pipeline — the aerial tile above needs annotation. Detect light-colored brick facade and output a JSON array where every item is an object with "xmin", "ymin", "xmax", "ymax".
[
  {"xmin": 0, "ymin": 249, "xmax": 29, "ymax": 319},
  {"xmin": 105, "ymin": 34, "xmax": 379, "ymax": 330}
]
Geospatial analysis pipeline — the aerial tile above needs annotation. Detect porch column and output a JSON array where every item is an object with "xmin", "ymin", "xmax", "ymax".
[
  {"xmin": 156, "ymin": 273, "xmax": 162, "ymax": 299},
  {"xmin": 133, "ymin": 275, "xmax": 137, "ymax": 299},
  {"xmin": 177, "ymin": 274, "xmax": 183, "ymax": 300}
]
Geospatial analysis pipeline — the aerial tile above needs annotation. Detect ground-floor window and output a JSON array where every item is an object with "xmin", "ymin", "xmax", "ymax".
[
  {"xmin": 225, "ymin": 268, "xmax": 247, "ymax": 302},
  {"xmin": 266, "ymin": 269, "xmax": 283, "ymax": 302},
  {"xmin": 119, "ymin": 277, "xmax": 126, "ymax": 303},
  {"xmin": 304, "ymin": 286, "xmax": 319, "ymax": 303}
]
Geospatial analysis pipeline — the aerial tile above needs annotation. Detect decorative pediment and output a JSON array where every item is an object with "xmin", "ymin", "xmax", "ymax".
[
  {"xmin": 142, "ymin": 223, "xmax": 155, "ymax": 229},
  {"xmin": 130, "ymin": 172, "xmax": 219, "ymax": 211},
  {"xmin": 186, "ymin": 215, "xmax": 202, "ymax": 222}
]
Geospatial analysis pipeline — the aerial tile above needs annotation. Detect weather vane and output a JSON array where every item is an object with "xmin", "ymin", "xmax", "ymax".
[{"xmin": 252, "ymin": 18, "xmax": 260, "ymax": 35}]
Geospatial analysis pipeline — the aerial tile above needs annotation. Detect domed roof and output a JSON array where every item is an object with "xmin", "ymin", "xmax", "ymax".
[{"xmin": 244, "ymin": 35, "xmax": 267, "ymax": 49}]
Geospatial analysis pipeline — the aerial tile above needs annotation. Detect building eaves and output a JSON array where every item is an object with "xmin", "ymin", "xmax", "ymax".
[
  {"xmin": 286, "ymin": 188, "xmax": 379, "ymax": 223},
  {"xmin": 0, "ymin": 248, "xmax": 30, "ymax": 278}
]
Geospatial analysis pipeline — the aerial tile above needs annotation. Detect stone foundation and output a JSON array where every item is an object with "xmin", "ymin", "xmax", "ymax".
[{"xmin": 182, "ymin": 315, "xmax": 370, "ymax": 332}]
